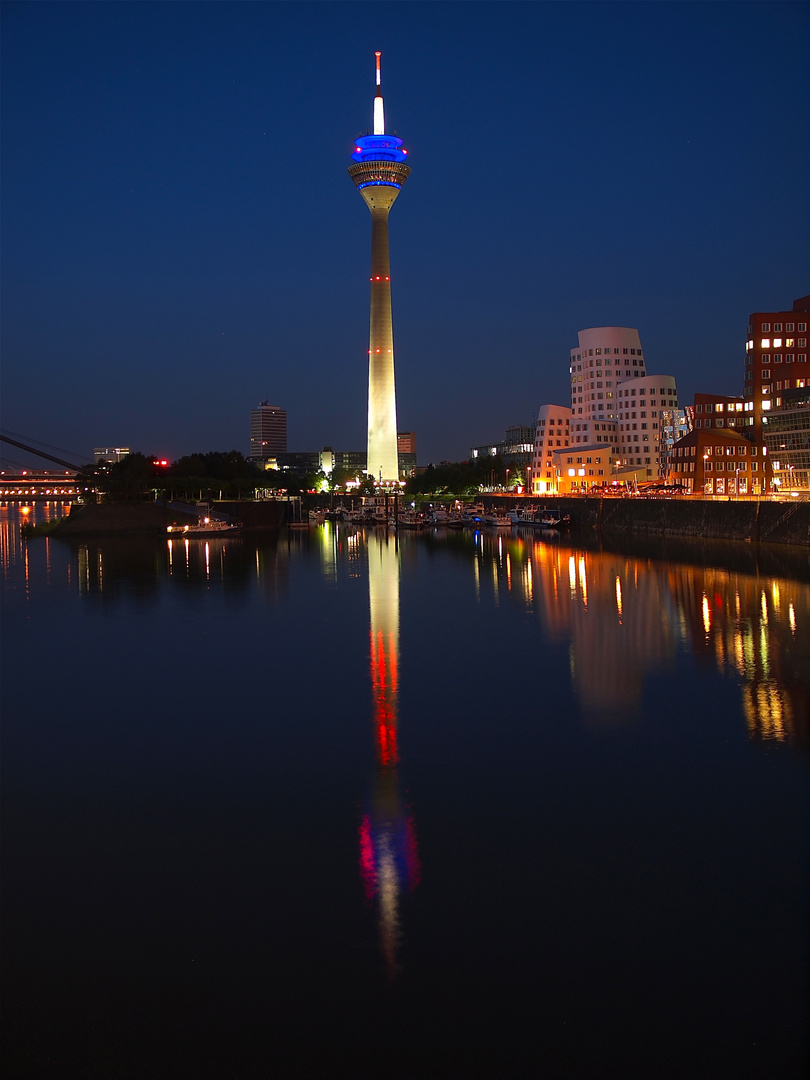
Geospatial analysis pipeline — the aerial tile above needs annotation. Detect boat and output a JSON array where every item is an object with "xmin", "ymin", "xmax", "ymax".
[
  {"xmin": 308, "ymin": 508, "xmax": 326, "ymax": 524},
  {"xmin": 537, "ymin": 509, "xmax": 571, "ymax": 529},
  {"xmin": 509, "ymin": 506, "xmax": 539, "ymax": 525},
  {"xmin": 168, "ymin": 518, "xmax": 242, "ymax": 537},
  {"xmin": 483, "ymin": 512, "xmax": 513, "ymax": 528},
  {"xmin": 398, "ymin": 510, "xmax": 427, "ymax": 529}
]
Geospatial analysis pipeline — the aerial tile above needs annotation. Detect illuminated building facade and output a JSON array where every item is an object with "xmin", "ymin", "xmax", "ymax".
[
  {"xmin": 349, "ymin": 53, "xmax": 410, "ymax": 483},
  {"xmin": 249, "ymin": 402, "xmax": 287, "ymax": 462},
  {"xmin": 93, "ymin": 447, "xmax": 130, "ymax": 464},
  {"xmin": 762, "ymin": 387, "xmax": 810, "ymax": 494},
  {"xmin": 529, "ymin": 405, "xmax": 571, "ymax": 494},
  {"xmin": 744, "ymin": 295, "xmax": 809, "ymax": 445},
  {"xmin": 614, "ymin": 374, "xmax": 679, "ymax": 481},
  {"xmin": 568, "ymin": 327, "xmax": 678, "ymax": 484},
  {"xmin": 668, "ymin": 427, "xmax": 762, "ymax": 496}
]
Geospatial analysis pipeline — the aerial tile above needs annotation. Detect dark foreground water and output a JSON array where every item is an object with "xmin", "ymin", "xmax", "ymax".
[{"xmin": 2, "ymin": 505, "xmax": 808, "ymax": 1079}]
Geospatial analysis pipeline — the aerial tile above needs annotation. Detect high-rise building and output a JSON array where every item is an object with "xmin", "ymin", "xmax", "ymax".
[
  {"xmin": 349, "ymin": 53, "xmax": 410, "ymax": 483},
  {"xmin": 762, "ymin": 387, "xmax": 810, "ymax": 494},
  {"xmin": 744, "ymin": 295, "xmax": 809, "ymax": 444},
  {"xmin": 249, "ymin": 402, "xmax": 287, "ymax": 461}
]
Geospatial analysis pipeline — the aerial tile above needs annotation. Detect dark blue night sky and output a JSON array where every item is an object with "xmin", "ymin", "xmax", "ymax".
[{"xmin": 2, "ymin": 0, "xmax": 808, "ymax": 467}]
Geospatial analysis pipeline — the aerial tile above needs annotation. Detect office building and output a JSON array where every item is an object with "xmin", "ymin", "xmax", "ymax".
[
  {"xmin": 744, "ymin": 295, "xmax": 809, "ymax": 444},
  {"xmin": 349, "ymin": 53, "xmax": 411, "ymax": 482},
  {"xmin": 94, "ymin": 447, "xmax": 130, "ymax": 464},
  {"xmin": 762, "ymin": 387, "xmax": 810, "ymax": 493},
  {"xmin": 249, "ymin": 403, "xmax": 287, "ymax": 462}
]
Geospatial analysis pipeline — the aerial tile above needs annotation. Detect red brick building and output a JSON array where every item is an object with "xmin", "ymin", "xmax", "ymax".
[{"xmin": 745, "ymin": 296, "xmax": 809, "ymax": 443}]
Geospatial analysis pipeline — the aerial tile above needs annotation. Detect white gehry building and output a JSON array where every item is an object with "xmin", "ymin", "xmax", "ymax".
[
  {"xmin": 568, "ymin": 327, "xmax": 679, "ymax": 485},
  {"xmin": 529, "ymin": 404, "xmax": 572, "ymax": 494}
]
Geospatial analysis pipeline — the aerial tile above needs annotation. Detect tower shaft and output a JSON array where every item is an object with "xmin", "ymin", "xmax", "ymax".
[{"xmin": 367, "ymin": 206, "xmax": 398, "ymax": 481}]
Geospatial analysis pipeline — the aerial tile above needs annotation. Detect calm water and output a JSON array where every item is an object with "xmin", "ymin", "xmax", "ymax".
[{"xmin": 2, "ymin": 504, "xmax": 808, "ymax": 1079}]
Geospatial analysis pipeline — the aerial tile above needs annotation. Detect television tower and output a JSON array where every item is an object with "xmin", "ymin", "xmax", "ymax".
[{"xmin": 349, "ymin": 52, "xmax": 411, "ymax": 483}]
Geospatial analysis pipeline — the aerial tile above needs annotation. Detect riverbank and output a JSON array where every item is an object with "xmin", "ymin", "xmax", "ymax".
[{"xmin": 44, "ymin": 499, "xmax": 288, "ymax": 536}]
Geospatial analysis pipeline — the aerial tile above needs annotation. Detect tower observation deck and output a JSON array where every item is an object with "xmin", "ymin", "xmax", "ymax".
[{"xmin": 349, "ymin": 52, "xmax": 411, "ymax": 483}]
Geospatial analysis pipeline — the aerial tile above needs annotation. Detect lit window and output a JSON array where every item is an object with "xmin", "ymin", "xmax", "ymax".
[
  {"xmin": 761, "ymin": 339, "xmax": 770, "ymax": 348},
  {"xmin": 773, "ymin": 338, "xmax": 782, "ymax": 348},
  {"xmin": 785, "ymin": 338, "xmax": 794, "ymax": 348},
  {"xmin": 762, "ymin": 400, "xmax": 771, "ymax": 410}
]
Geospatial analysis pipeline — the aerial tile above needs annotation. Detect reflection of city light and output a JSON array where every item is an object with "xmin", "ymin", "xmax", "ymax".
[
  {"xmin": 506, "ymin": 552, "xmax": 511, "ymax": 591},
  {"xmin": 743, "ymin": 683, "xmax": 789, "ymax": 741},
  {"xmin": 578, "ymin": 557, "xmax": 587, "ymax": 608},
  {"xmin": 760, "ymin": 590, "xmax": 768, "ymax": 624},
  {"xmin": 568, "ymin": 556, "xmax": 576, "ymax": 596},
  {"xmin": 615, "ymin": 576, "xmax": 623, "ymax": 618},
  {"xmin": 702, "ymin": 593, "xmax": 710, "ymax": 634},
  {"xmin": 788, "ymin": 603, "xmax": 796, "ymax": 633},
  {"xmin": 771, "ymin": 582, "xmax": 781, "ymax": 615},
  {"xmin": 733, "ymin": 629, "xmax": 744, "ymax": 677},
  {"xmin": 525, "ymin": 559, "xmax": 533, "ymax": 604}
]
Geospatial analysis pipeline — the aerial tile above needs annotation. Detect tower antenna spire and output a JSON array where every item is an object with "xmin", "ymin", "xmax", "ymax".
[{"xmin": 373, "ymin": 51, "xmax": 384, "ymax": 135}]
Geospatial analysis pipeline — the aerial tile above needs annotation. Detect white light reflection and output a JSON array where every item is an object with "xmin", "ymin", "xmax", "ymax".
[{"xmin": 578, "ymin": 556, "xmax": 588, "ymax": 608}]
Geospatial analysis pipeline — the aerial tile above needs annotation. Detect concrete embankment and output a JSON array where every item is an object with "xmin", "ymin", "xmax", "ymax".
[
  {"xmin": 592, "ymin": 497, "xmax": 810, "ymax": 548},
  {"xmin": 485, "ymin": 496, "xmax": 810, "ymax": 548}
]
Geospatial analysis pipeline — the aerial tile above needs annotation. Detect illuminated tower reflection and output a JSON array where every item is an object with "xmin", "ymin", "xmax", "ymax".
[{"xmin": 359, "ymin": 533, "xmax": 419, "ymax": 977}]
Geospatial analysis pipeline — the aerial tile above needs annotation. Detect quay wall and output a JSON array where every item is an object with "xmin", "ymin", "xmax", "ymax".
[{"xmin": 484, "ymin": 496, "xmax": 810, "ymax": 548}]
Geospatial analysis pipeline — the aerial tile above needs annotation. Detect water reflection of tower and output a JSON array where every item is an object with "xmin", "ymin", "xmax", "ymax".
[{"xmin": 359, "ymin": 533, "xmax": 419, "ymax": 977}]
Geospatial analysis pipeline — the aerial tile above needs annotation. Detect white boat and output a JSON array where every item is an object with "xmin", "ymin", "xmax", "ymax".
[
  {"xmin": 168, "ymin": 518, "xmax": 241, "ymax": 537},
  {"xmin": 483, "ymin": 512, "xmax": 513, "ymax": 528},
  {"xmin": 308, "ymin": 508, "xmax": 326, "ymax": 523},
  {"xmin": 509, "ymin": 506, "xmax": 539, "ymax": 525}
]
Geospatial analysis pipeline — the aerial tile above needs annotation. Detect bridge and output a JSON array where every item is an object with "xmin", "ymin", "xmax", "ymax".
[{"xmin": 0, "ymin": 471, "xmax": 80, "ymax": 500}]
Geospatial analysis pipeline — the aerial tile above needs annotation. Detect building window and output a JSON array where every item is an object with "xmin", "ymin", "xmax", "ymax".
[
  {"xmin": 761, "ymin": 323, "xmax": 770, "ymax": 332},
  {"xmin": 785, "ymin": 354, "xmax": 794, "ymax": 364},
  {"xmin": 761, "ymin": 339, "xmax": 770, "ymax": 348},
  {"xmin": 773, "ymin": 323, "xmax": 782, "ymax": 332},
  {"xmin": 761, "ymin": 370, "xmax": 770, "ymax": 378}
]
